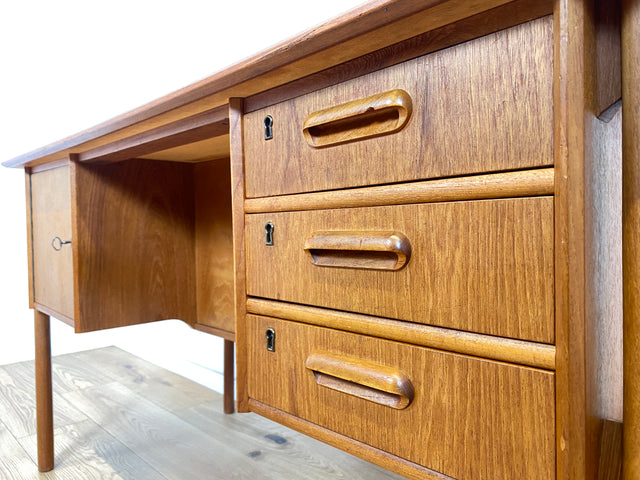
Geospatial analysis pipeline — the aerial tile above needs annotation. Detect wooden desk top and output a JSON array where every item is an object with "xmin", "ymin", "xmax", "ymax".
[{"xmin": 2, "ymin": 0, "xmax": 524, "ymax": 169}]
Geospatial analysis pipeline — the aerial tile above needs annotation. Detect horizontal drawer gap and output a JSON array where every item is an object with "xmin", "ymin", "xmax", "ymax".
[
  {"xmin": 244, "ymin": 168, "xmax": 554, "ymax": 213},
  {"xmin": 246, "ymin": 297, "xmax": 555, "ymax": 370}
]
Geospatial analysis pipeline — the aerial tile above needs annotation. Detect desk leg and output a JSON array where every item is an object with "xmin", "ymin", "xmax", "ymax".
[
  {"xmin": 34, "ymin": 310, "xmax": 54, "ymax": 472},
  {"xmin": 223, "ymin": 340, "xmax": 235, "ymax": 413}
]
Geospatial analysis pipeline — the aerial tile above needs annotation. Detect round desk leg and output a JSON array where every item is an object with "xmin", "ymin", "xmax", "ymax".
[
  {"xmin": 223, "ymin": 340, "xmax": 235, "ymax": 414},
  {"xmin": 34, "ymin": 310, "xmax": 54, "ymax": 472}
]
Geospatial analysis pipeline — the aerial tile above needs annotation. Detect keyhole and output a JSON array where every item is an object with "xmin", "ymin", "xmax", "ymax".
[
  {"xmin": 264, "ymin": 115, "xmax": 273, "ymax": 140},
  {"xmin": 266, "ymin": 328, "xmax": 276, "ymax": 352},
  {"xmin": 265, "ymin": 222, "xmax": 274, "ymax": 246}
]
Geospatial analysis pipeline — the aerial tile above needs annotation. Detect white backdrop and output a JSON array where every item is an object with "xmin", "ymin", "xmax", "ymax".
[{"xmin": 0, "ymin": 0, "xmax": 364, "ymax": 391}]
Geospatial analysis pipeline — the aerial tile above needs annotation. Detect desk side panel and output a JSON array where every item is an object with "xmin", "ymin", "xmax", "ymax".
[
  {"xmin": 71, "ymin": 158, "xmax": 197, "ymax": 332},
  {"xmin": 194, "ymin": 159, "xmax": 235, "ymax": 336}
]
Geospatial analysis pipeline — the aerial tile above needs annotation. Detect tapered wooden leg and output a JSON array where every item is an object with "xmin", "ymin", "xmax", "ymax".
[
  {"xmin": 34, "ymin": 310, "xmax": 54, "ymax": 472},
  {"xmin": 223, "ymin": 340, "xmax": 235, "ymax": 414}
]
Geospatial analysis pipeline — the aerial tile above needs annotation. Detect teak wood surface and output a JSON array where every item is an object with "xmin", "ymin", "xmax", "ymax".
[
  {"xmin": 1, "ymin": 0, "xmax": 634, "ymax": 479},
  {"xmin": 244, "ymin": 16, "xmax": 553, "ymax": 197},
  {"xmin": 246, "ymin": 197, "xmax": 555, "ymax": 343},
  {"xmin": 30, "ymin": 166, "xmax": 74, "ymax": 320},
  {"xmin": 247, "ymin": 315, "xmax": 555, "ymax": 480}
]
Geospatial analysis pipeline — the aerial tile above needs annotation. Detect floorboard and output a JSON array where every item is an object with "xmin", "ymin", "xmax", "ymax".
[
  {"xmin": 19, "ymin": 420, "xmax": 165, "ymax": 480},
  {"xmin": 0, "ymin": 347, "xmax": 404, "ymax": 479}
]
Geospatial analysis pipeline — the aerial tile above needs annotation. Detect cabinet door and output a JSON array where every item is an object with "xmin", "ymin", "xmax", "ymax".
[{"xmin": 30, "ymin": 165, "xmax": 75, "ymax": 321}]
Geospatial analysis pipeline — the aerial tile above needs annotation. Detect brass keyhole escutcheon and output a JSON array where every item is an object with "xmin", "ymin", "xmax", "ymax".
[{"xmin": 265, "ymin": 328, "xmax": 276, "ymax": 352}]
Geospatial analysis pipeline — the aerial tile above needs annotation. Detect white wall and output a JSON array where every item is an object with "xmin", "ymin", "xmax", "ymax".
[{"xmin": 0, "ymin": 0, "xmax": 364, "ymax": 392}]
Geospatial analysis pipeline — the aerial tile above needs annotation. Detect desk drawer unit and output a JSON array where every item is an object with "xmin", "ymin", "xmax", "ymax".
[
  {"xmin": 29, "ymin": 165, "xmax": 74, "ymax": 319},
  {"xmin": 245, "ymin": 196, "xmax": 554, "ymax": 343},
  {"xmin": 247, "ymin": 314, "xmax": 555, "ymax": 480},
  {"xmin": 243, "ymin": 16, "xmax": 553, "ymax": 198}
]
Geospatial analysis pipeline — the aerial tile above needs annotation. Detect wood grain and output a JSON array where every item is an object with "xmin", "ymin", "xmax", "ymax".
[
  {"xmin": 305, "ymin": 351, "xmax": 415, "ymax": 409},
  {"xmin": 20, "ymin": 419, "xmax": 167, "ymax": 480},
  {"xmin": 622, "ymin": 0, "xmax": 640, "ymax": 477},
  {"xmin": 598, "ymin": 420, "xmax": 623, "ymax": 480},
  {"xmin": 71, "ymin": 158, "xmax": 197, "ymax": 332},
  {"xmin": 194, "ymin": 159, "xmax": 235, "ymax": 336},
  {"xmin": 246, "ymin": 197, "xmax": 555, "ymax": 343},
  {"xmin": 302, "ymin": 89, "xmax": 413, "ymax": 148},
  {"xmin": 140, "ymin": 134, "xmax": 230, "ymax": 163},
  {"xmin": 249, "ymin": 400, "xmax": 454, "ymax": 480},
  {"xmin": 245, "ymin": 168, "xmax": 554, "ymax": 213},
  {"xmin": 0, "ymin": 362, "xmax": 86, "ymax": 440},
  {"xmin": 304, "ymin": 231, "xmax": 411, "ymax": 271},
  {"xmin": 2, "ymin": 0, "xmax": 527, "ymax": 170},
  {"xmin": 77, "ymin": 105, "xmax": 229, "ymax": 164},
  {"xmin": 244, "ymin": 16, "xmax": 554, "ymax": 197},
  {"xmin": 595, "ymin": 0, "xmax": 622, "ymax": 118},
  {"xmin": 245, "ymin": 0, "xmax": 554, "ymax": 113},
  {"xmin": 553, "ymin": 1, "xmax": 604, "ymax": 478},
  {"xmin": 247, "ymin": 315, "xmax": 556, "ymax": 480},
  {"xmin": 63, "ymin": 382, "xmax": 273, "ymax": 479},
  {"xmin": 246, "ymin": 298, "xmax": 556, "ymax": 369},
  {"xmin": 34, "ymin": 310, "xmax": 53, "ymax": 472},
  {"xmin": 229, "ymin": 98, "xmax": 248, "ymax": 412},
  {"xmin": 30, "ymin": 165, "xmax": 74, "ymax": 320},
  {"xmin": 24, "ymin": 170, "xmax": 34, "ymax": 310},
  {"xmin": 60, "ymin": 346, "xmax": 220, "ymax": 413},
  {"xmin": 223, "ymin": 340, "xmax": 235, "ymax": 414},
  {"xmin": 588, "ymin": 106, "xmax": 623, "ymax": 422},
  {"xmin": 1, "ymin": 347, "xmax": 404, "ymax": 479},
  {"xmin": 175, "ymin": 399, "xmax": 405, "ymax": 479}
]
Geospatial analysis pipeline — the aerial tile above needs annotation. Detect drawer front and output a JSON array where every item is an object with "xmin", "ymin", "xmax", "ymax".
[
  {"xmin": 247, "ymin": 315, "xmax": 556, "ymax": 480},
  {"xmin": 246, "ymin": 197, "xmax": 554, "ymax": 343},
  {"xmin": 30, "ymin": 165, "xmax": 74, "ymax": 319},
  {"xmin": 243, "ymin": 16, "xmax": 553, "ymax": 198}
]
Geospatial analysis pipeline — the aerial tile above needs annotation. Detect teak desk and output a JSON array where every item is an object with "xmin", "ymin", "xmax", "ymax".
[{"xmin": 3, "ymin": 1, "xmax": 639, "ymax": 479}]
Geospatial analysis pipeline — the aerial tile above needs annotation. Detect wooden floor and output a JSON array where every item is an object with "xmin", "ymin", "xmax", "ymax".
[{"xmin": 0, "ymin": 346, "xmax": 404, "ymax": 479}]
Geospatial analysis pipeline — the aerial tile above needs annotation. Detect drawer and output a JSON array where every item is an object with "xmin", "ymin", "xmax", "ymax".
[
  {"xmin": 247, "ymin": 315, "xmax": 556, "ymax": 480},
  {"xmin": 30, "ymin": 165, "xmax": 74, "ymax": 320},
  {"xmin": 245, "ymin": 196, "xmax": 554, "ymax": 343},
  {"xmin": 243, "ymin": 16, "xmax": 553, "ymax": 198}
]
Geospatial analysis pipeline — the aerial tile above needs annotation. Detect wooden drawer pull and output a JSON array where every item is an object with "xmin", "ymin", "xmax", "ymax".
[
  {"xmin": 302, "ymin": 89, "xmax": 413, "ymax": 148},
  {"xmin": 304, "ymin": 231, "xmax": 411, "ymax": 270},
  {"xmin": 305, "ymin": 351, "xmax": 414, "ymax": 410}
]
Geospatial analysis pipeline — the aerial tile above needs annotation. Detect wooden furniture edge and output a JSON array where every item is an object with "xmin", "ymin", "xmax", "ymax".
[
  {"xmin": 245, "ymin": 168, "xmax": 554, "ymax": 213},
  {"xmin": 248, "ymin": 399, "xmax": 456, "ymax": 480},
  {"xmin": 76, "ymin": 106, "xmax": 229, "ymax": 164},
  {"xmin": 33, "ymin": 302, "xmax": 74, "ymax": 328},
  {"xmin": 1, "ymin": 0, "xmax": 523, "ymax": 169},
  {"xmin": 247, "ymin": 298, "xmax": 555, "ymax": 370},
  {"xmin": 622, "ymin": 0, "xmax": 640, "ymax": 478},
  {"xmin": 24, "ymin": 170, "xmax": 34, "ymax": 310},
  {"xmin": 193, "ymin": 324, "xmax": 235, "ymax": 342},
  {"xmin": 244, "ymin": 0, "xmax": 554, "ymax": 113},
  {"xmin": 229, "ymin": 98, "xmax": 248, "ymax": 412}
]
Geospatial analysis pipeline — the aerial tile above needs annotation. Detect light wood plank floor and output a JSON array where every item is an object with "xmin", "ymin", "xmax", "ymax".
[{"xmin": 0, "ymin": 346, "xmax": 405, "ymax": 479}]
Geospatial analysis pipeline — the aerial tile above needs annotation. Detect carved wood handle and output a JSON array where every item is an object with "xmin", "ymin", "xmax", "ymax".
[
  {"xmin": 302, "ymin": 89, "xmax": 413, "ymax": 148},
  {"xmin": 305, "ymin": 351, "xmax": 414, "ymax": 409},
  {"xmin": 304, "ymin": 231, "xmax": 411, "ymax": 270}
]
